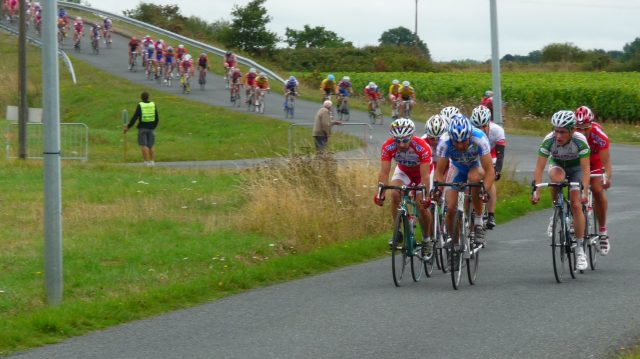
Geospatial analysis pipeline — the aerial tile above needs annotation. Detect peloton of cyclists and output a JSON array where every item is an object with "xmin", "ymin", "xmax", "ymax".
[
  {"xmin": 574, "ymin": 105, "xmax": 612, "ymax": 255},
  {"xmin": 469, "ymin": 105, "xmax": 506, "ymax": 230},
  {"xmin": 531, "ymin": 110, "xmax": 591, "ymax": 271}
]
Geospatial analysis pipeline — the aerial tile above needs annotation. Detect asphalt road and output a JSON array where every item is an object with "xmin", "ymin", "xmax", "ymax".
[{"xmin": 5, "ymin": 22, "xmax": 640, "ymax": 359}]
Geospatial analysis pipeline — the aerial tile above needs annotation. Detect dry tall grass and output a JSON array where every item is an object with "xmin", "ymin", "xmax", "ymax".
[{"xmin": 237, "ymin": 156, "xmax": 387, "ymax": 251}]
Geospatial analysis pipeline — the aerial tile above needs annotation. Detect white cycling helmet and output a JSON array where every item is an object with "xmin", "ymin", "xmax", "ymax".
[
  {"xmin": 402, "ymin": 80, "xmax": 410, "ymax": 87},
  {"xmin": 440, "ymin": 106, "xmax": 461, "ymax": 120},
  {"xmin": 178, "ymin": 44, "xmax": 184, "ymax": 49},
  {"xmin": 392, "ymin": 79, "xmax": 399, "ymax": 85},
  {"xmin": 389, "ymin": 118, "xmax": 416, "ymax": 138},
  {"xmin": 184, "ymin": 54, "xmax": 192, "ymax": 61},
  {"xmin": 343, "ymin": 76, "xmax": 350, "ymax": 81},
  {"xmin": 424, "ymin": 114, "xmax": 447, "ymax": 138},
  {"xmin": 550, "ymin": 110, "xmax": 576, "ymax": 129},
  {"xmin": 368, "ymin": 82, "xmax": 376, "ymax": 88},
  {"xmin": 249, "ymin": 68, "xmax": 257, "ymax": 74},
  {"xmin": 470, "ymin": 105, "xmax": 492, "ymax": 127},
  {"xmin": 76, "ymin": 16, "xmax": 82, "ymax": 21}
]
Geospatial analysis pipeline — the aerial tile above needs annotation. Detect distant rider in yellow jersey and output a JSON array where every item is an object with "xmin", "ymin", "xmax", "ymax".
[
  {"xmin": 399, "ymin": 80, "xmax": 416, "ymax": 118},
  {"xmin": 320, "ymin": 74, "xmax": 338, "ymax": 102}
]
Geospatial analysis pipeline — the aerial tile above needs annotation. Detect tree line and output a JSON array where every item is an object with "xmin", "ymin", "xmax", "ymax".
[{"xmin": 123, "ymin": 0, "xmax": 640, "ymax": 72}]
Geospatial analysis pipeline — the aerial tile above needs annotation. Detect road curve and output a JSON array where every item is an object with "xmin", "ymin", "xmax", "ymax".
[{"xmin": 5, "ymin": 22, "xmax": 640, "ymax": 359}]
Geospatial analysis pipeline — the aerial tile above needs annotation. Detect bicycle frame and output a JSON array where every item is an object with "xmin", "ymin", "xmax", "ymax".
[{"xmin": 378, "ymin": 184, "xmax": 426, "ymax": 257}]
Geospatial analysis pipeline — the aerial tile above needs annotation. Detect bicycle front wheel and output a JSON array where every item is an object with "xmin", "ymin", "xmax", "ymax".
[
  {"xmin": 551, "ymin": 207, "xmax": 569, "ymax": 283},
  {"xmin": 392, "ymin": 212, "xmax": 409, "ymax": 287},
  {"xmin": 422, "ymin": 240, "xmax": 435, "ymax": 278},
  {"xmin": 450, "ymin": 210, "xmax": 464, "ymax": 289},
  {"xmin": 585, "ymin": 201, "xmax": 598, "ymax": 270},
  {"xmin": 467, "ymin": 233, "xmax": 479, "ymax": 285}
]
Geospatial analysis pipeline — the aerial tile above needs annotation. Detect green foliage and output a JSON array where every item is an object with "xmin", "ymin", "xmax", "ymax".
[
  {"xmin": 220, "ymin": 0, "xmax": 279, "ymax": 55},
  {"xmin": 293, "ymin": 71, "xmax": 640, "ymax": 123},
  {"xmin": 273, "ymin": 45, "xmax": 433, "ymax": 72},
  {"xmin": 285, "ymin": 25, "xmax": 352, "ymax": 49},
  {"xmin": 123, "ymin": 3, "xmax": 229, "ymax": 44},
  {"xmin": 378, "ymin": 26, "xmax": 430, "ymax": 59},
  {"xmin": 541, "ymin": 42, "xmax": 586, "ymax": 62}
]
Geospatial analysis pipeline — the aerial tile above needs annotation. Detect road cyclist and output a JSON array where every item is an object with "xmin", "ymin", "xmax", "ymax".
[
  {"xmin": 469, "ymin": 105, "xmax": 506, "ymax": 229},
  {"xmin": 176, "ymin": 44, "xmax": 187, "ymax": 63},
  {"xmin": 102, "ymin": 16, "xmax": 112, "ymax": 47},
  {"xmin": 252, "ymin": 72, "xmax": 270, "ymax": 113},
  {"xmin": 388, "ymin": 79, "xmax": 403, "ymax": 119},
  {"xmin": 197, "ymin": 53, "xmax": 209, "ymax": 90},
  {"xmin": 141, "ymin": 35, "xmax": 154, "ymax": 76},
  {"xmin": 163, "ymin": 46, "xmax": 176, "ymax": 86},
  {"xmin": 364, "ymin": 82, "xmax": 383, "ymax": 124},
  {"xmin": 89, "ymin": 23, "xmax": 100, "ymax": 54},
  {"xmin": 128, "ymin": 36, "xmax": 140, "ymax": 71},
  {"xmin": 152, "ymin": 39, "xmax": 166, "ymax": 82},
  {"xmin": 228, "ymin": 67, "xmax": 243, "ymax": 106},
  {"xmin": 574, "ymin": 105, "xmax": 612, "ymax": 255},
  {"xmin": 244, "ymin": 68, "xmax": 258, "ymax": 105},
  {"xmin": 72, "ymin": 16, "xmax": 83, "ymax": 50},
  {"xmin": 531, "ymin": 110, "xmax": 591, "ymax": 271},
  {"xmin": 432, "ymin": 114, "xmax": 494, "ymax": 283},
  {"xmin": 320, "ymin": 74, "xmax": 338, "ymax": 103},
  {"xmin": 283, "ymin": 75, "xmax": 299, "ymax": 118},
  {"xmin": 223, "ymin": 51, "xmax": 237, "ymax": 88},
  {"xmin": 399, "ymin": 81, "xmax": 416, "ymax": 118},
  {"xmin": 178, "ymin": 53, "xmax": 194, "ymax": 94},
  {"xmin": 336, "ymin": 76, "xmax": 353, "ymax": 121},
  {"xmin": 374, "ymin": 118, "xmax": 434, "ymax": 285}
]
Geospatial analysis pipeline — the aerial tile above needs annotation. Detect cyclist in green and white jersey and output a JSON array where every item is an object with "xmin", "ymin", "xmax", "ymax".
[{"xmin": 531, "ymin": 110, "xmax": 591, "ymax": 270}]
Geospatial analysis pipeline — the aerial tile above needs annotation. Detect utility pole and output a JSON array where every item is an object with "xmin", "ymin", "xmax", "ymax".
[
  {"xmin": 414, "ymin": 0, "xmax": 418, "ymax": 37},
  {"xmin": 489, "ymin": 0, "xmax": 504, "ymax": 125},
  {"xmin": 43, "ymin": 0, "xmax": 63, "ymax": 305},
  {"xmin": 18, "ymin": 0, "xmax": 27, "ymax": 158}
]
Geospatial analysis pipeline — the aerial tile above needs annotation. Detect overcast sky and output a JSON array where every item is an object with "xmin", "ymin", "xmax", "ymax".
[{"xmin": 96, "ymin": 0, "xmax": 639, "ymax": 61}]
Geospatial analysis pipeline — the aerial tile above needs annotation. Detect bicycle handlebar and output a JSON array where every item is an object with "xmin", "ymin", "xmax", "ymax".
[
  {"xmin": 530, "ymin": 181, "xmax": 582, "ymax": 196},
  {"xmin": 377, "ymin": 184, "xmax": 426, "ymax": 200},
  {"xmin": 432, "ymin": 181, "xmax": 484, "ymax": 189}
]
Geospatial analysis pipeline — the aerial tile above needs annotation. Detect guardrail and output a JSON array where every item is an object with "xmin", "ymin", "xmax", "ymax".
[
  {"xmin": 59, "ymin": 1, "xmax": 285, "ymax": 84},
  {"xmin": 0, "ymin": 21, "xmax": 77, "ymax": 84}
]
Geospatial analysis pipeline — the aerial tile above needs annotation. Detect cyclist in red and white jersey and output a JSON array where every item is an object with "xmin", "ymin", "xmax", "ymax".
[
  {"xmin": 176, "ymin": 44, "xmax": 187, "ymax": 62},
  {"xmin": 575, "ymin": 105, "xmax": 612, "ymax": 255},
  {"xmin": 470, "ymin": 105, "xmax": 506, "ymax": 229},
  {"xmin": 72, "ymin": 17, "xmax": 84, "ymax": 48},
  {"xmin": 244, "ymin": 68, "xmax": 258, "ymax": 102},
  {"xmin": 364, "ymin": 82, "xmax": 382, "ymax": 111},
  {"xmin": 374, "ymin": 118, "xmax": 433, "ymax": 249},
  {"xmin": 224, "ymin": 51, "xmax": 237, "ymax": 70},
  {"xmin": 179, "ymin": 53, "xmax": 194, "ymax": 78}
]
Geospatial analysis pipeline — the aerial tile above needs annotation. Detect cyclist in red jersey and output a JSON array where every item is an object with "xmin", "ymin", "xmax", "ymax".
[
  {"xmin": 176, "ymin": 44, "xmax": 187, "ymax": 61},
  {"xmin": 575, "ymin": 105, "xmax": 612, "ymax": 255},
  {"xmin": 244, "ymin": 68, "xmax": 258, "ymax": 102},
  {"xmin": 374, "ymin": 118, "xmax": 433, "ymax": 249},
  {"xmin": 128, "ymin": 36, "xmax": 140, "ymax": 69},
  {"xmin": 224, "ymin": 51, "xmax": 237, "ymax": 70}
]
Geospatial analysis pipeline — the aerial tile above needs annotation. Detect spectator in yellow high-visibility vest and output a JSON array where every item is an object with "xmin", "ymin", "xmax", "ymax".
[{"xmin": 124, "ymin": 91, "xmax": 159, "ymax": 166}]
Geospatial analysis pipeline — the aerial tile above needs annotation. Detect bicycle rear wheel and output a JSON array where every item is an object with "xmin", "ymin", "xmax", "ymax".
[
  {"xmin": 422, "ymin": 240, "xmax": 435, "ymax": 278},
  {"xmin": 410, "ymin": 245, "xmax": 424, "ymax": 282},
  {"xmin": 450, "ymin": 210, "xmax": 464, "ymax": 289},
  {"xmin": 467, "ymin": 234, "xmax": 479, "ymax": 285},
  {"xmin": 551, "ymin": 208, "xmax": 570, "ymax": 283},
  {"xmin": 585, "ymin": 200, "xmax": 598, "ymax": 270},
  {"xmin": 392, "ymin": 212, "xmax": 409, "ymax": 287}
]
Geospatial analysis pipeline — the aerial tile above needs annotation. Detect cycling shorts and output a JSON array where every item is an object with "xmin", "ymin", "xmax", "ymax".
[
  {"xmin": 146, "ymin": 48, "xmax": 154, "ymax": 58},
  {"xmin": 391, "ymin": 166, "xmax": 422, "ymax": 187},
  {"xmin": 165, "ymin": 57, "xmax": 173, "ymax": 65},
  {"xmin": 155, "ymin": 53, "xmax": 163, "ymax": 61},
  {"xmin": 446, "ymin": 161, "xmax": 480, "ymax": 191},
  {"xmin": 548, "ymin": 165, "xmax": 582, "ymax": 191}
]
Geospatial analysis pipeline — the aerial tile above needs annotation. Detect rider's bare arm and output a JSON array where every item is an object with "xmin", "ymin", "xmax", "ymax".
[
  {"xmin": 600, "ymin": 147, "xmax": 612, "ymax": 183},
  {"xmin": 531, "ymin": 155, "xmax": 548, "ymax": 203},
  {"xmin": 479, "ymin": 153, "xmax": 495, "ymax": 192},
  {"xmin": 434, "ymin": 157, "xmax": 448, "ymax": 183},
  {"xmin": 580, "ymin": 156, "xmax": 590, "ymax": 199}
]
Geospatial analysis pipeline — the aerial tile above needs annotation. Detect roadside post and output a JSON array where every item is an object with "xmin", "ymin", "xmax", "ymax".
[{"xmin": 122, "ymin": 109, "xmax": 128, "ymax": 161}]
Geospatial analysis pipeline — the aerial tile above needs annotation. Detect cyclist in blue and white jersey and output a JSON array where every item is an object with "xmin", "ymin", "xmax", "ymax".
[
  {"xmin": 434, "ymin": 114, "xmax": 495, "ymax": 246},
  {"xmin": 531, "ymin": 110, "xmax": 590, "ymax": 270}
]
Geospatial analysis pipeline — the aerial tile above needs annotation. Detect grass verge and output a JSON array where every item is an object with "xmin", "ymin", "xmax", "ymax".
[{"xmin": 0, "ymin": 159, "xmax": 549, "ymax": 355}]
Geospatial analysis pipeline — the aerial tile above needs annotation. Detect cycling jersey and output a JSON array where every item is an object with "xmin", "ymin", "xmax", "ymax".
[
  {"xmin": 128, "ymin": 39, "xmax": 139, "ymax": 52},
  {"xmin": 285, "ymin": 79, "xmax": 298, "ymax": 91},
  {"xmin": 538, "ymin": 131, "xmax": 590, "ymax": 169},
  {"xmin": 103, "ymin": 19, "xmax": 112, "ymax": 30},
  {"xmin": 230, "ymin": 69, "xmax": 242, "ymax": 83},
  {"xmin": 224, "ymin": 54, "xmax": 237, "ymax": 68},
  {"xmin": 176, "ymin": 47, "xmax": 187, "ymax": 60},
  {"xmin": 389, "ymin": 84, "xmax": 402, "ymax": 97},
  {"xmin": 364, "ymin": 87, "xmax": 380, "ymax": 100},
  {"xmin": 320, "ymin": 79, "xmax": 336, "ymax": 91},
  {"xmin": 245, "ymin": 72, "xmax": 257, "ymax": 86},
  {"xmin": 436, "ymin": 128, "xmax": 491, "ymax": 169},
  {"xmin": 73, "ymin": 21, "xmax": 83, "ymax": 32},
  {"xmin": 400, "ymin": 86, "xmax": 414, "ymax": 100},
  {"xmin": 154, "ymin": 43, "xmax": 164, "ymax": 61},
  {"xmin": 381, "ymin": 136, "xmax": 432, "ymax": 181},
  {"xmin": 584, "ymin": 122, "xmax": 609, "ymax": 174},
  {"xmin": 338, "ymin": 80, "xmax": 352, "ymax": 96},
  {"xmin": 485, "ymin": 122, "xmax": 506, "ymax": 158},
  {"xmin": 198, "ymin": 56, "xmax": 208, "ymax": 68},
  {"xmin": 165, "ymin": 51, "xmax": 174, "ymax": 65},
  {"xmin": 256, "ymin": 77, "xmax": 269, "ymax": 89}
]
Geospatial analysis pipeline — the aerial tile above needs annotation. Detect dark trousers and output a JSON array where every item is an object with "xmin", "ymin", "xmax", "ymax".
[{"xmin": 314, "ymin": 136, "xmax": 328, "ymax": 153}]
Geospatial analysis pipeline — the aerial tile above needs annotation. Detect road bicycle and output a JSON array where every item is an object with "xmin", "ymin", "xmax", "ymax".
[
  {"xmin": 336, "ymin": 94, "xmax": 350, "ymax": 122},
  {"xmin": 402, "ymin": 100, "xmax": 412, "ymax": 119},
  {"xmin": 430, "ymin": 188, "xmax": 449, "ymax": 273},
  {"xmin": 377, "ymin": 184, "xmax": 435, "ymax": 287},
  {"xmin": 254, "ymin": 88, "xmax": 268, "ymax": 114},
  {"xmin": 145, "ymin": 59, "xmax": 154, "ymax": 81},
  {"xmin": 180, "ymin": 72, "xmax": 191, "ymax": 94},
  {"xmin": 155, "ymin": 61, "xmax": 164, "ymax": 84},
  {"xmin": 391, "ymin": 99, "xmax": 400, "ymax": 120},
  {"xmin": 230, "ymin": 82, "xmax": 242, "ymax": 107},
  {"xmin": 129, "ymin": 52, "xmax": 138, "ymax": 72},
  {"xmin": 198, "ymin": 68, "xmax": 207, "ymax": 90},
  {"xmin": 368, "ymin": 99, "xmax": 383, "ymax": 125},
  {"xmin": 164, "ymin": 63, "xmax": 173, "ymax": 87},
  {"xmin": 102, "ymin": 28, "xmax": 112, "ymax": 48},
  {"xmin": 533, "ymin": 181, "xmax": 581, "ymax": 283},
  {"xmin": 584, "ymin": 170, "xmax": 608, "ymax": 270},
  {"xmin": 284, "ymin": 90, "xmax": 296, "ymax": 118},
  {"xmin": 224, "ymin": 67, "xmax": 233, "ymax": 89},
  {"xmin": 91, "ymin": 34, "xmax": 99, "ymax": 54},
  {"xmin": 434, "ymin": 181, "xmax": 487, "ymax": 290}
]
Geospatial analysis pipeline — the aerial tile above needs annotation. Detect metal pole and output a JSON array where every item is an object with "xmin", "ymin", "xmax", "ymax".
[
  {"xmin": 122, "ymin": 109, "xmax": 128, "ymax": 161},
  {"xmin": 43, "ymin": 0, "xmax": 63, "ymax": 305},
  {"xmin": 18, "ymin": 0, "xmax": 27, "ymax": 158},
  {"xmin": 414, "ymin": 0, "xmax": 418, "ymax": 37},
  {"xmin": 489, "ymin": 0, "xmax": 503, "ymax": 125}
]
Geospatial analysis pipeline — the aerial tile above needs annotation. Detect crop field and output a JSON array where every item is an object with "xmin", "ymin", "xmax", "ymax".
[{"xmin": 295, "ymin": 71, "xmax": 640, "ymax": 123}]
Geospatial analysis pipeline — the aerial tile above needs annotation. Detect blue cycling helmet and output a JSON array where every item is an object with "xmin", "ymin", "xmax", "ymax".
[
  {"xmin": 328, "ymin": 74, "xmax": 335, "ymax": 81},
  {"xmin": 288, "ymin": 76, "xmax": 296, "ymax": 82},
  {"xmin": 448, "ymin": 114, "xmax": 473, "ymax": 142}
]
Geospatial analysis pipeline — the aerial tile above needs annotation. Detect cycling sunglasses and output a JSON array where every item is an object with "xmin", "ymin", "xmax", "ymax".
[{"xmin": 394, "ymin": 137, "xmax": 411, "ymax": 144}]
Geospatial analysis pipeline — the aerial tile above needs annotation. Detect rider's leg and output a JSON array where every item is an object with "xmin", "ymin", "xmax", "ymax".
[
  {"xmin": 445, "ymin": 188, "xmax": 459, "ymax": 245},
  {"xmin": 548, "ymin": 166, "xmax": 566, "ymax": 204},
  {"xmin": 591, "ymin": 177, "xmax": 607, "ymax": 233},
  {"xmin": 417, "ymin": 191, "xmax": 433, "ymax": 242},
  {"xmin": 468, "ymin": 166, "xmax": 486, "ymax": 224}
]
